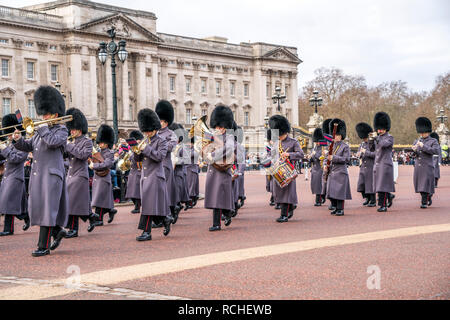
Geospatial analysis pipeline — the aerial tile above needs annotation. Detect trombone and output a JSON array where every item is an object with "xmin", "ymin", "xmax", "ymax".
[
  {"xmin": 0, "ymin": 115, "xmax": 73, "ymax": 139},
  {"xmin": 117, "ymin": 137, "xmax": 150, "ymax": 173}
]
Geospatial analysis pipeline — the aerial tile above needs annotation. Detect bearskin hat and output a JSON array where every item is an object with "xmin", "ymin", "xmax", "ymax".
[
  {"xmin": 65, "ymin": 108, "xmax": 88, "ymax": 135},
  {"xmin": 415, "ymin": 117, "xmax": 432, "ymax": 133},
  {"xmin": 355, "ymin": 122, "xmax": 373, "ymax": 139},
  {"xmin": 34, "ymin": 85, "xmax": 65, "ymax": 116},
  {"xmin": 374, "ymin": 112, "xmax": 391, "ymax": 131},
  {"xmin": 138, "ymin": 108, "xmax": 161, "ymax": 133},
  {"xmin": 155, "ymin": 100, "xmax": 174, "ymax": 126},
  {"xmin": 266, "ymin": 128, "xmax": 272, "ymax": 142},
  {"xmin": 1, "ymin": 113, "xmax": 24, "ymax": 136},
  {"xmin": 269, "ymin": 115, "xmax": 291, "ymax": 136},
  {"xmin": 210, "ymin": 105, "xmax": 234, "ymax": 129},
  {"xmin": 96, "ymin": 124, "xmax": 115, "ymax": 148},
  {"xmin": 169, "ymin": 122, "xmax": 186, "ymax": 143},
  {"xmin": 322, "ymin": 119, "xmax": 332, "ymax": 135},
  {"xmin": 329, "ymin": 118, "xmax": 346, "ymax": 140},
  {"xmin": 430, "ymin": 132, "xmax": 440, "ymax": 144},
  {"xmin": 312, "ymin": 128, "xmax": 324, "ymax": 142},
  {"xmin": 129, "ymin": 130, "xmax": 144, "ymax": 142}
]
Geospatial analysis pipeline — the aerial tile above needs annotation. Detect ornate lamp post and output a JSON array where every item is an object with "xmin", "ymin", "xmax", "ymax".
[
  {"xmin": 309, "ymin": 90, "xmax": 323, "ymax": 114},
  {"xmin": 437, "ymin": 108, "xmax": 448, "ymax": 124},
  {"xmin": 272, "ymin": 86, "xmax": 286, "ymax": 113},
  {"xmin": 54, "ymin": 81, "xmax": 66, "ymax": 100},
  {"xmin": 98, "ymin": 27, "xmax": 128, "ymax": 143}
]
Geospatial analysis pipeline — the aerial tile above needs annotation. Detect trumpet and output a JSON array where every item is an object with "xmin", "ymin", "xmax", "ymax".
[
  {"xmin": 368, "ymin": 132, "xmax": 378, "ymax": 140},
  {"xmin": 0, "ymin": 115, "xmax": 73, "ymax": 139}
]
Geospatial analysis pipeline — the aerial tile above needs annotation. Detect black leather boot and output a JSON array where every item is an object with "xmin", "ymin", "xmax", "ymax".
[
  {"xmin": 50, "ymin": 228, "xmax": 67, "ymax": 251},
  {"xmin": 22, "ymin": 214, "xmax": 30, "ymax": 231},
  {"xmin": 32, "ymin": 248, "xmax": 50, "ymax": 257},
  {"xmin": 136, "ymin": 231, "xmax": 152, "ymax": 241},
  {"xmin": 163, "ymin": 217, "xmax": 171, "ymax": 236},
  {"xmin": 65, "ymin": 230, "xmax": 78, "ymax": 238}
]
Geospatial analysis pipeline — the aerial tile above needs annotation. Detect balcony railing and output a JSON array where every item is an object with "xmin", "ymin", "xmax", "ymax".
[{"xmin": 0, "ymin": 5, "xmax": 63, "ymax": 27}]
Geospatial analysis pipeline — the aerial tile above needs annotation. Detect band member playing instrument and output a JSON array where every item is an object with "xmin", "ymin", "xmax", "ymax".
[
  {"xmin": 135, "ymin": 108, "xmax": 171, "ymax": 241},
  {"xmin": 308, "ymin": 128, "xmax": 326, "ymax": 206},
  {"xmin": 13, "ymin": 86, "xmax": 69, "ymax": 257},
  {"xmin": 125, "ymin": 130, "xmax": 144, "ymax": 214},
  {"xmin": 269, "ymin": 115, "xmax": 304, "ymax": 223},
  {"xmin": 203, "ymin": 105, "xmax": 235, "ymax": 231},
  {"xmin": 372, "ymin": 112, "xmax": 395, "ymax": 212},
  {"xmin": 355, "ymin": 122, "xmax": 376, "ymax": 207},
  {"xmin": 64, "ymin": 108, "xmax": 97, "ymax": 237},
  {"xmin": 155, "ymin": 100, "xmax": 179, "ymax": 225},
  {"xmin": 185, "ymin": 137, "xmax": 200, "ymax": 210},
  {"xmin": 430, "ymin": 132, "xmax": 441, "ymax": 188},
  {"xmin": 0, "ymin": 114, "xmax": 29, "ymax": 236},
  {"xmin": 89, "ymin": 124, "xmax": 115, "ymax": 225},
  {"xmin": 321, "ymin": 119, "xmax": 333, "ymax": 209},
  {"xmin": 169, "ymin": 122, "xmax": 191, "ymax": 221},
  {"xmin": 412, "ymin": 117, "xmax": 440, "ymax": 208},
  {"xmin": 325, "ymin": 119, "xmax": 351, "ymax": 216}
]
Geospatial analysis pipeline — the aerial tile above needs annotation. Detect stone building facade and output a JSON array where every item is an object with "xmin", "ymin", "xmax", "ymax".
[{"xmin": 0, "ymin": 0, "xmax": 301, "ymax": 147}]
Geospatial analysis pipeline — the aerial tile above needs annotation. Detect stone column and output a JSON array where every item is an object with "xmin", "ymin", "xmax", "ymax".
[
  {"xmin": 122, "ymin": 59, "xmax": 130, "ymax": 121},
  {"xmin": 151, "ymin": 54, "xmax": 160, "ymax": 108},
  {"xmin": 37, "ymin": 41, "xmax": 49, "ymax": 85},
  {"xmin": 64, "ymin": 44, "xmax": 83, "ymax": 109},
  {"xmin": 135, "ymin": 53, "xmax": 147, "ymax": 112},
  {"xmin": 87, "ymin": 47, "xmax": 98, "ymax": 119},
  {"xmin": 290, "ymin": 71, "xmax": 299, "ymax": 125},
  {"xmin": 12, "ymin": 39, "xmax": 24, "ymax": 109}
]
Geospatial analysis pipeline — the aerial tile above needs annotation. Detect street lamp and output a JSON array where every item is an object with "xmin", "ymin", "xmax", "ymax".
[
  {"xmin": 437, "ymin": 108, "xmax": 448, "ymax": 124},
  {"xmin": 309, "ymin": 90, "xmax": 323, "ymax": 114},
  {"xmin": 98, "ymin": 27, "xmax": 128, "ymax": 143},
  {"xmin": 272, "ymin": 86, "xmax": 286, "ymax": 113},
  {"xmin": 54, "ymin": 81, "xmax": 66, "ymax": 100},
  {"xmin": 264, "ymin": 115, "xmax": 269, "ymax": 128}
]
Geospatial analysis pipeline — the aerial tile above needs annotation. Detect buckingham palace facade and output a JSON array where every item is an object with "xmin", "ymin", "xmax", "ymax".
[{"xmin": 0, "ymin": 0, "xmax": 301, "ymax": 147}]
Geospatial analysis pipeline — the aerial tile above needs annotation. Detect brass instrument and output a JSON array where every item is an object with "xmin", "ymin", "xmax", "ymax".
[
  {"xmin": 269, "ymin": 139, "xmax": 298, "ymax": 188},
  {"xmin": 67, "ymin": 135, "xmax": 75, "ymax": 143},
  {"xmin": 0, "ymin": 139, "xmax": 10, "ymax": 148},
  {"xmin": 368, "ymin": 131, "xmax": 378, "ymax": 141},
  {"xmin": 0, "ymin": 115, "xmax": 73, "ymax": 139},
  {"xmin": 319, "ymin": 146, "xmax": 325, "ymax": 168},
  {"xmin": 117, "ymin": 137, "xmax": 149, "ymax": 173}
]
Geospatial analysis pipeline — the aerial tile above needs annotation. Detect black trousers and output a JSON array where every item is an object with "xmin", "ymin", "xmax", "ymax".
[
  {"xmin": 37, "ymin": 226, "xmax": 62, "ymax": 249},
  {"xmin": 435, "ymin": 178, "xmax": 438, "ymax": 187},
  {"xmin": 315, "ymin": 194, "xmax": 326, "ymax": 204},
  {"xmin": 330, "ymin": 198, "xmax": 344, "ymax": 210},
  {"xmin": 212, "ymin": 209, "xmax": 231, "ymax": 227},
  {"xmin": 377, "ymin": 192, "xmax": 392, "ymax": 207},
  {"xmin": 132, "ymin": 198, "xmax": 141, "ymax": 209},
  {"xmin": 3, "ymin": 214, "xmax": 14, "ymax": 233},
  {"xmin": 95, "ymin": 207, "xmax": 110, "ymax": 221},
  {"xmin": 361, "ymin": 192, "xmax": 376, "ymax": 203},
  {"xmin": 279, "ymin": 203, "xmax": 295, "ymax": 216},
  {"xmin": 420, "ymin": 192, "xmax": 432, "ymax": 205}
]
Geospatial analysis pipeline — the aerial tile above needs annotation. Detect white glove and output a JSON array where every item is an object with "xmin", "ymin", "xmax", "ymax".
[
  {"xmin": 0, "ymin": 143, "xmax": 7, "ymax": 151},
  {"xmin": 38, "ymin": 123, "xmax": 48, "ymax": 129},
  {"xmin": 89, "ymin": 162, "xmax": 94, "ymax": 170}
]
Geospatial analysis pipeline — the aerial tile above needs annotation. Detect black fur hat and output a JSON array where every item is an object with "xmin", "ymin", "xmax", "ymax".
[
  {"xmin": 269, "ymin": 115, "xmax": 291, "ymax": 136},
  {"xmin": 374, "ymin": 112, "xmax": 391, "ymax": 131},
  {"xmin": 313, "ymin": 128, "xmax": 324, "ymax": 142},
  {"xmin": 430, "ymin": 132, "xmax": 440, "ymax": 144},
  {"xmin": 155, "ymin": 100, "xmax": 174, "ymax": 126},
  {"xmin": 138, "ymin": 108, "xmax": 161, "ymax": 132},
  {"xmin": 169, "ymin": 122, "xmax": 186, "ymax": 143},
  {"xmin": 210, "ymin": 105, "xmax": 234, "ymax": 129},
  {"xmin": 355, "ymin": 122, "xmax": 373, "ymax": 139},
  {"xmin": 1, "ymin": 113, "xmax": 24, "ymax": 136},
  {"xmin": 34, "ymin": 85, "xmax": 65, "ymax": 116},
  {"xmin": 329, "ymin": 118, "xmax": 346, "ymax": 140},
  {"xmin": 322, "ymin": 119, "xmax": 332, "ymax": 135},
  {"xmin": 129, "ymin": 130, "xmax": 144, "ymax": 141},
  {"xmin": 66, "ymin": 108, "xmax": 88, "ymax": 135},
  {"xmin": 266, "ymin": 128, "xmax": 271, "ymax": 142},
  {"xmin": 415, "ymin": 117, "xmax": 432, "ymax": 133},
  {"xmin": 96, "ymin": 124, "xmax": 115, "ymax": 148}
]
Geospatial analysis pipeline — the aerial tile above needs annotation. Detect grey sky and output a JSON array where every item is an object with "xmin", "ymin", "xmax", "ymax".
[{"xmin": 8, "ymin": 0, "xmax": 450, "ymax": 93}]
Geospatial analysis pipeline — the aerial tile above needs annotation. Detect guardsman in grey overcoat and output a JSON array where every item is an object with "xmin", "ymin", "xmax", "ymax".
[
  {"xmin": 155, "ymin": 100, "xmax": 179, "ymax": 225},
  {"xmin": 325, "ymin": 119, "xmax": 352, "ymax": 216},
  {"xmin": 203, "ymin": 105, "xmax": 235, "ymax": 231},
  {"xmin": 185, "ymin": 138, "xmax": 199, "ymax": 209},
  {"xmin": 0, "ymin": 114, "xmax": 29, "ymax": 236},
  {"xmin": 89, "ymin": 124, "xmax": 115, "ymax": 225},
  {"xmin": 230, "ymin": 122, "xmax": 244, "ymax": 217},
  {"xmin": 372, "ymin": 112, "xmax": 395, "ymax": 212},
  {"xmin": 64, "ymin": 108, "xmax": 96, "ymax": 238},
  {"xmin": 430, "ymin": 132, "xmax": 441, "ymax": 188},
  {"xmin": 125, "ymin": 130, "xmax": 144, "ymax": 214},
  {"xmin": 13, "ymin": 86, "xmax": 69, "ymax": 257},
  {"xmin": 135, "ymin": 108, "xmax": 171, "ymax": 241},
  {"xmin": 261, "ymin": 129, "xmax": 275, "ymax": 206},
  {"xmin": 308, "ymin": 128, "xmax": 326, "ymax": 206},
  {"xmin": 169, "ymin": 122, "xmax": 191, "ymax": 221},
  {"xmin": 321, "ymin": 119, "xmax": 333, "ymax": 208},
  {"xmin": 355, "ymin": 122, "xmax": 376, "ymax": 207},
  {"xmin": 412, "ymin": 117, "xmax": 441, "ymax": 208},
  {"xmin": 269, "ymin": 115, "xmax": 304, "ymax": 222}
]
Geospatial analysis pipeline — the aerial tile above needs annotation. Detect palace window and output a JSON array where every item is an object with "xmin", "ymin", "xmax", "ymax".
[
  {"xmin": 169, "ymin": 76, "xmax": 175, "ymax": 92},
  {"xmin": 49, "ymin": 45, "xmax": 57, "ymax": 50},
  {"xmin": 216, "ymin": 81, "xmax": 221, "ymax": 95},
  {"xmin": 0, "ymin": 39, "xmax": 8, "ymax": 44},
  {"xmin": 2, "ymin": 98, "xmax": 11, "ymax": 116},
  {"xmin": 285, "ymin": 85, "xmax": 289, "ymax": 98},
  {"xmin": 28, "ymin": 99, "xmax": 36, "ymax": 119},
  {"xmin": 186, "ymin": 108, "xmax": 192, "ymax": 124},
  {"xmin": 26, "ymin": 61, "xmax": 35, "ymax": 80},
  {"xmin": 50, "ymin": 64, "xmax": 58, "ymax": 82},
  {"xmin": 1, "ymin": 59, "xmax": 9, "ymax": 77},
  {"xmin": 25, "ymin": 42, "xmax": 33, "ymax": 47},
  {"xmin": 201, "ymin": 79, "xmax": 207, "ymax": 93},
  {"xmin": 186, "ymin": 78, "xmax": 191, "ymax": 93},
  {"xmin": 230, "ymin": 81, "xmax": 235, "ymax": 96},
  {"xmin": 201, "ymin": 109, "xmax": 207, "ymax": 117},
  {"xmin": 244, "ymin": 83, "xmax": 249, "ymax": 97},
  {"xmin": 266, "ymin": 83, "xmax": 271, "ymax": 98},
  {"xmin": 244, "ymin": 112, "xmax": 249, "ymax": 126}
]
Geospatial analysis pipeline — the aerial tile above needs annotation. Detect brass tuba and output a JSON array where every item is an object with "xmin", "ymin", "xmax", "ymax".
[
  {"xmin": 117, "ymin": 137, "xmax": 149, "ymax": 173},
  {"xmin": 188, "ymin": 115, "xmax": 214, "ymax": 156}
]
